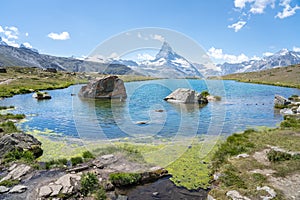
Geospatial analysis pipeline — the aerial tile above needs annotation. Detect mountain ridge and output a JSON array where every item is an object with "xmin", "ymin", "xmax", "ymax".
[{"xmin": 1, "ymin": 37, "xmax": 300, "ymax": 77}]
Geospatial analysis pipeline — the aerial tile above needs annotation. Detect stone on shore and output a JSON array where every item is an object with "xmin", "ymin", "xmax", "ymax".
[{"xmin": 0, "ymin": 133, "xmax": 43, "ymax": 159}]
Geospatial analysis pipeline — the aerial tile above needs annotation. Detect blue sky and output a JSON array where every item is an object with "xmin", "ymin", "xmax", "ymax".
[{"xmin": 0, "ymin": 0, "xmax": 299, "ymax": 64}]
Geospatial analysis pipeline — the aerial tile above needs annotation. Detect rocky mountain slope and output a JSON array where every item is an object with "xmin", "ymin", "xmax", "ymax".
[
  {"xmin": 217, "ymin": 49, "xmax": 300, "ymax": 76},
  {"xmin": 0, "ymin": 37, "xmax": 135, "ymax": 75}
]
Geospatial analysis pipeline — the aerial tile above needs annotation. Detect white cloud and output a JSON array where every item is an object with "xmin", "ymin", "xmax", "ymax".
[
  {"xmin": 234, "ymin": 0, "xmax": 255, "ymax": 9},
  {"xmin": 251, "ymin": 55, "xmax": 261, "ymax": 60},
  {"xmin": 22, "ymin": 42, "xmax": 32, "ymax": 49},
  {"xmin": 137, "ymin": 53, "xmax": 155, "ymax": 61},
  {"xmin": 150, "ymin": 34, "xmax": 165, "ymax": 42},
  {"xmin": 263, "ymin": 52, "xmax": 274, "ymax": 56},
  {"xmin": 108, "ymin": 52, "xmax": 119, "ymax": 59},
  {"xmin": 25, "ymin": 32, "xmax": 29, "ymax": 37},
  {"xmin": 293, "ymin": 46, "xmax": 300, "ymax": 52},
  {"xmin": 2, "ymin": 26, "xmax": 19, "ymax": 40},
  {"xmin": 228, "ymin": 21, "xmax": 247, "ymax": 32},
  {"xmin": 250, "ymin": 0, "xmax": 275, "ymax": 14},
  {"xmin": 47, "ymin": 31, "xmax": 70, "ymax": 40},
  {"xmin": 1, "ymin": 37, "xmax": 19, "ymax": 47},
  {"xmin": 276, "ymin": 0, "xmax": 300, "ymax": 19},
  {"xmin": 0, "ymin": 25, "xmax": 19, "ymax": 47},
  {"xmin": 137, "ymin": 32, "xmax": 149, "ymax": 40},
  {"xmin": 208, "ymin": 47, "xmax": 249, "ymax": 63}
]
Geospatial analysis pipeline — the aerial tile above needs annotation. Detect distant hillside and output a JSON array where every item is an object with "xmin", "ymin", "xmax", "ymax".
[{"xmin": 221, "ymin": 64, "xmax": 300, "ymax": 88}]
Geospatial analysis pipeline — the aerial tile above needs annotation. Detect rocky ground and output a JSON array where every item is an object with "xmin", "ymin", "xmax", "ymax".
[{"xmin": 0, "ymin": 153, "xmax": 168, "ymax": 200}]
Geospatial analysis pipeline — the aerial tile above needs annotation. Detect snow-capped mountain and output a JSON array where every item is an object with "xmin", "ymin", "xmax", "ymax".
[
  {"xmin": 216, "ymin": 49, "xmax": 300, "ymax": 76},
  {"xmin": 0, "ymin": 37, "xmax": 8, "ymax": 46},
  {"xmin": 19, "ymin": 43, "xmax": 39, "ymax": 53},
  {"xmin": 130, "ymin": 42, "xmax": 202, "ymax": 78}
]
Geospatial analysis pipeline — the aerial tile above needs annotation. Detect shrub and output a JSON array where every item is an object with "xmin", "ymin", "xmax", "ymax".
[
  {"xmin": 201, "ymin": 90, "xmax": 210, "ymax": 97},
  {"xmin": 280, "ymin": 116, "xmax": 300, "ymax": 129},
  {"xmin": 82, "ymin": 151, "xmax": 95, "ymax": 159},
  {"xmin": 267, "ymin": 150, "xmax": 292, "ymax": 162},
  {"xmin": 1, "ymin": 113, "xmax": 25, "ymax": 120},
  {"xmin": 267, "ymin": 150, "xmax": 300, "ymax": 162},
  {"xmin": 0, "ymin": 179, "xmax": 20, "ymax": 187},
  {"xmin": 81, "ymin": 172, "xmax": 99, "ymax": 196},
  {"xmin": 0, "ymin": 106, "xmax": 14, "ymax": 110},
  {"xmin": 70, "ymin": 156, "xmax": 83, "ymax": 166},
  {"xmin": 4, "ymin": 149, "xmax": 35, "ymax": 163},
  {"xmin": 45, "ymin": 158, "xmax": 68, "ymax": 169},
  {"xmin": 109, "ymin": 172, "xmax": 141, "ymax": 186},
  {"xmin": 219, "ymin": 165, "xmax": 246, "ymax": 189},
  {"xmin": 95, "ymin": 187, "xmax": 107, "ymax": 200},
  {"xmin": 0, "ymin": 121, "xmax": 18, "ymax": 133}
]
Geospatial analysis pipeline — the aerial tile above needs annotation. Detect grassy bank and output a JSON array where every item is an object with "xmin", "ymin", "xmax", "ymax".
[
  {"xmin": 220, "ymin": 64, "xmax": 300, "ymax": 89},
  {"xmin": 0, "ymin": 67, "xmax": 159, "ymax": 98},
  {"xmin": 0, "ymin": 67, "xmax": 88, "ymax": 97},
  {"xmin": 209, "ymin": 115, "xmax": 300, "ymax": 199}
]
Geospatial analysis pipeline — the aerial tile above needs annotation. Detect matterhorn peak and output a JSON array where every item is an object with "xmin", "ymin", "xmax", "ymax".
[{"xmin": 155, "ymin": 41, "xmax": 177, "ymax": 60}]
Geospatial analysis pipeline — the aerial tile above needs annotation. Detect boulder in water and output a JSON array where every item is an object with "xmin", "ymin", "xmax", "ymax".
[
  {"xmin": 164, "ymin": 88, "xmax": 208, "ymax": 104},
  {"xmin": 78, "ymin": 76, "xmax": 127, "ymax": 99}
]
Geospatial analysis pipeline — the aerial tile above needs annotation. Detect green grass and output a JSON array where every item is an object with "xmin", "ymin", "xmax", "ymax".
[
  {"xmin": 209, "ymin": 116, "xmax": 300, "ymax": 199},
  {"xmin": 109, "ymin": 172, "xmax": 141, "ymax": 187},
  {"xmin": 81, "ymin": 172, "xmax": 99, "ymax": 196},
  {"xmin": 3, "ymin": 149, "xmax": 35, "ymax": 163},
  {"xmin": 70, "ymin": 156, "xmax": 83, "ymax": 166},
  {"xmin": 0, "ymin": 121, "xmax": 19, "ymax": 133},
  {"xmin": 0, "ymin": 106, "xmax": 14, "ymax": 110},
  {"xmin": 44, "ymin": 158, "xmax": 68, "ymax": 169},
  {"xmin": 0, "ymin": 179, "xmax": 20, "ymax": 187},
  {"xmin": 0, "ymin": 66, "xmax": 87, "ymax": 97},
  {"xmin": 220, "ymin": 64, "xmax": 300, "ymax": 89}
]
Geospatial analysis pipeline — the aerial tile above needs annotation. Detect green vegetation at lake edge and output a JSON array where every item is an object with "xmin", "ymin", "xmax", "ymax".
[
  {"xmin": 0, "ymin": 66, "xmax": 158, "ymax": 98},
  {"xmin": 219, "ymin": 64, "xmax": 300, "ymax": 89},
  {"xmin": 0, "ymin": 67, "xmax": 87, "ymax": 97},
  {"xmin": 209, "ymin": 115, "xmax": 300, "ymax": 199}
]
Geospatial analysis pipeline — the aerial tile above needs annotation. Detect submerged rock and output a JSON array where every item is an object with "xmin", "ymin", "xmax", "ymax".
[
  {"xmin": 78, "ymin": 75, "xmax": 127, "ymax": 99},
  {"xmin": 0, "ymin": 133, "xmax": 43, "ymax": 159},
  {"xmin": 164, "ymin": 88, "xmax": 208, "ymax": 104}
]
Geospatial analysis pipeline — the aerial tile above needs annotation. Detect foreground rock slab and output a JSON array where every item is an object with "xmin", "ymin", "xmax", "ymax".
[
  {"xmin": 78, "ymin": 75, "xmax": 127, "ymax": 99},
  {"xmin": 0, "ymin": 133, "xmax": 43, "ymax": 158}
]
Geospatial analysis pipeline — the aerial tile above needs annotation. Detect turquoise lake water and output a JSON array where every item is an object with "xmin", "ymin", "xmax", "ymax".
[{"xmin": 1, "ymin": 79, "xmax": 300, "ymax": 141}]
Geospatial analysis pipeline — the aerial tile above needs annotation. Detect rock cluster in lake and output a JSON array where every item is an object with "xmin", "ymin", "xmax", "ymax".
[
  {"xmin": 32, "ymin": 91, "xmax": 51, "ymax": 100},
  {"xmin": 274, "ymin": 94, "xmax": 300, "ymax": 115},
  {"xmin": 164, "ymin": 88, "xmax": 208, "ymax": 104},
  {"xmin": 78, "ymin": 75, "xmax": 127, "ymax": 99}
]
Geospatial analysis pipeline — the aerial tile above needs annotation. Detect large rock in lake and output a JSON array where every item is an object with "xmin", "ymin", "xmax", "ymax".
[
  {"xmin": 164, "ymin": 88, "xmax": 208, "ymax": 104},
  {"xmin": 78, "ymin": 76, "xmax": 127, "ymax": 99},
  {"xmin": 0, "ymin": 133, "xmax": 43, "ymax": 159},
  {"xmin": 274, "ymin": 95, "xmax": 291, "ymax": 107}
]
